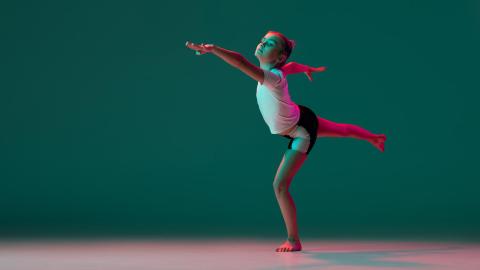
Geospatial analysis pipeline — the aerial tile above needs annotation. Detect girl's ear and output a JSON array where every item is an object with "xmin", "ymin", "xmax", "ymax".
[{"xmin": 278, "ymin": 53, "xmax": 286, "ymax": 64}]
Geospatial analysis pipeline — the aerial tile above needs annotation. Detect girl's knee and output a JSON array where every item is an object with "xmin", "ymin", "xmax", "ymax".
[
  {"xmin": 341, "ymin": 123, "xmax": 351, "ymax": 136},
  {"xmin": 273, "ymin": 176, "xmax": 292, "ymax": 193},
  {"xmin": 273, "ymin": 182, "xmax": 289, "ymax": 194}
]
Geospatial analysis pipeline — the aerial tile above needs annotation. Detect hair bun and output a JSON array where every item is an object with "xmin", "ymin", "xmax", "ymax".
[{"xmin": 289, "ymin": 39, "xmax": 296, "ymax": 49}]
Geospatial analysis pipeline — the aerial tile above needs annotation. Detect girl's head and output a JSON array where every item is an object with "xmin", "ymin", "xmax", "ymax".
[{"xmin": 255, "ymin": 31, "xmax": 296, "ymax": 69}]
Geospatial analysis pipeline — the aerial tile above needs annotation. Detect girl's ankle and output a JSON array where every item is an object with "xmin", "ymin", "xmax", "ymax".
[{"xmin": 287, "ymin": 236, "xmax": 300, "ymax": 242}]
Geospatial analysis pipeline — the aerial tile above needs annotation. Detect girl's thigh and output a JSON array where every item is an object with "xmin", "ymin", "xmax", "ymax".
[
  {"xmin": 273, "ymin": 149, "xmax": 308, "ymax": 191},
  {"xmin": 316, "ymin": 116, "xmax": 348, "ymax": 137}
]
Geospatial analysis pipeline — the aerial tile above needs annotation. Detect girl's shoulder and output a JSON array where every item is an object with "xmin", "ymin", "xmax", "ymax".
[{"xmin": 271, "ymin": 68, "xmax": 285, "ymax": 79}]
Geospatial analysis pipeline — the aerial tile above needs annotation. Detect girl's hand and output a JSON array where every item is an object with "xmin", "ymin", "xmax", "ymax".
[
  {"xmin": 185, "ymin": 41, "xmax": 215, "ymax": 55},
  {"xmin": 304, "ymin": 66, "xmax": 327, "ymax": 81}
]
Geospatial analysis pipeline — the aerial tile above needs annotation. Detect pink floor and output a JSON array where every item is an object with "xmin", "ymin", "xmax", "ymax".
[{"xmin": 1, "ymin": 238, "xmax": 479, "ymax": 270}]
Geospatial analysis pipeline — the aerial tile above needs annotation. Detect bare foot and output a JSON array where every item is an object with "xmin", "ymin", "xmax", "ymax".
[
  {"xmin": 369, "ymin": 134, "xmax": 386, "ymax": 152},
  {"xmin": 275, "ymin": 238, "xmax": 302, "ymax": 252}
]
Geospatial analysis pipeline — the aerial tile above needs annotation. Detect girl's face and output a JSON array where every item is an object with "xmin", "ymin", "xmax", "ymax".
[{"xmin": 254, "ymin": 33, "xmax": 285, "ymax": 66}]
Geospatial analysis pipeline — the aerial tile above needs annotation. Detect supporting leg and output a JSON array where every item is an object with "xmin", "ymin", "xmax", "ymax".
[{"xmin": 273, "ymin": 149, "xmax": 307, "ymax": 252}]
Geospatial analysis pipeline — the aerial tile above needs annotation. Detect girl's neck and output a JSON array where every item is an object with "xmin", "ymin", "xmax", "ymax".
[{"xmin": 260, "ymin": 62, "xmax": 277, "ymax": 71}]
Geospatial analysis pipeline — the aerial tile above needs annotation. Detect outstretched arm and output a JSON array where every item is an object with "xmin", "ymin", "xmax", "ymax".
[
  {"xmin": 185, "ymin": 41, "xmax": 264, "ymax": 83},
  {"xmin": 281, "ymin": 61, "xmax": 327, "ymax": 81}
]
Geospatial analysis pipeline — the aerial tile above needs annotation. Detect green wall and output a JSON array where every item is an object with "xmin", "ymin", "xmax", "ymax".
[{"xmin": 1, "ymin": 1, "xmax": 479, "ymax": 240}]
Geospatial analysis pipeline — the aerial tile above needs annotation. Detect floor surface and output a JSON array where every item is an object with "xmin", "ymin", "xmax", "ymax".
[{"xmin": 1, "ymin": 238, "xmax": 479, "ymax": 270}]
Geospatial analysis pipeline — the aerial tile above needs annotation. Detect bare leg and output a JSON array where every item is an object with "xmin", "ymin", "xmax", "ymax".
[
  {"xmin": 273, "ymin": 148, "xmax": 308, "ymax": 252},
  {"xmin": 316, "ymin": 116, "xmax": 387, "ymax": 152}
]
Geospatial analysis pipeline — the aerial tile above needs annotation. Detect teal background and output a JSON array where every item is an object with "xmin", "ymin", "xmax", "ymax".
[{"xmin": 1, "ymin": 1, "xmax": 479, "ymax": 240}]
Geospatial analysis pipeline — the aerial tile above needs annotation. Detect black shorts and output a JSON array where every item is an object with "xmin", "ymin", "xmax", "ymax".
[{"xmin": 281, "ymin": 104, "xmax": 318, "ymax": 155}]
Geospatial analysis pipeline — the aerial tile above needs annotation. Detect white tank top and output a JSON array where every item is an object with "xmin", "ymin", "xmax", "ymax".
[{"xmin": 256, "ymin": 68, "xmax": 300, "ymax": 134}]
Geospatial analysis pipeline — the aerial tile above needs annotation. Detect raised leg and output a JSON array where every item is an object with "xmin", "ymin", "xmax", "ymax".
[{"xmin": 316, "ymin": 115, "xmax": 386, "ymax": 152}]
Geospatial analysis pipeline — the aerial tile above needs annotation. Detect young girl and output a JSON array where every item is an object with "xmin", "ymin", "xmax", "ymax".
[{"xmin": 185, "ymin": 31, "xmax": 387, "ymax": 252}]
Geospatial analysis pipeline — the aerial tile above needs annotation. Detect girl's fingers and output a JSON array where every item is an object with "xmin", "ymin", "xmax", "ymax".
[
  {"xmin": 309, "ymin": 66, "xmax": 326, "ymax": 72},
  {"xmin": 186, "ymin": 41, "xmax": 211, "ymax": 56},
  {"xmin": 305, "ymin": 71, "xmax": 313, "ymax": 81},
  {"xmin": 186, "ymin": 41, "xmax": 195, "ymax": 48},
  {"xmin": 189, "ymin": 43, "xmax": 201, "ymax": 50},
  {"xmin": 186, "ymin": 41, "xmax": 203, "ymax": 51}
]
